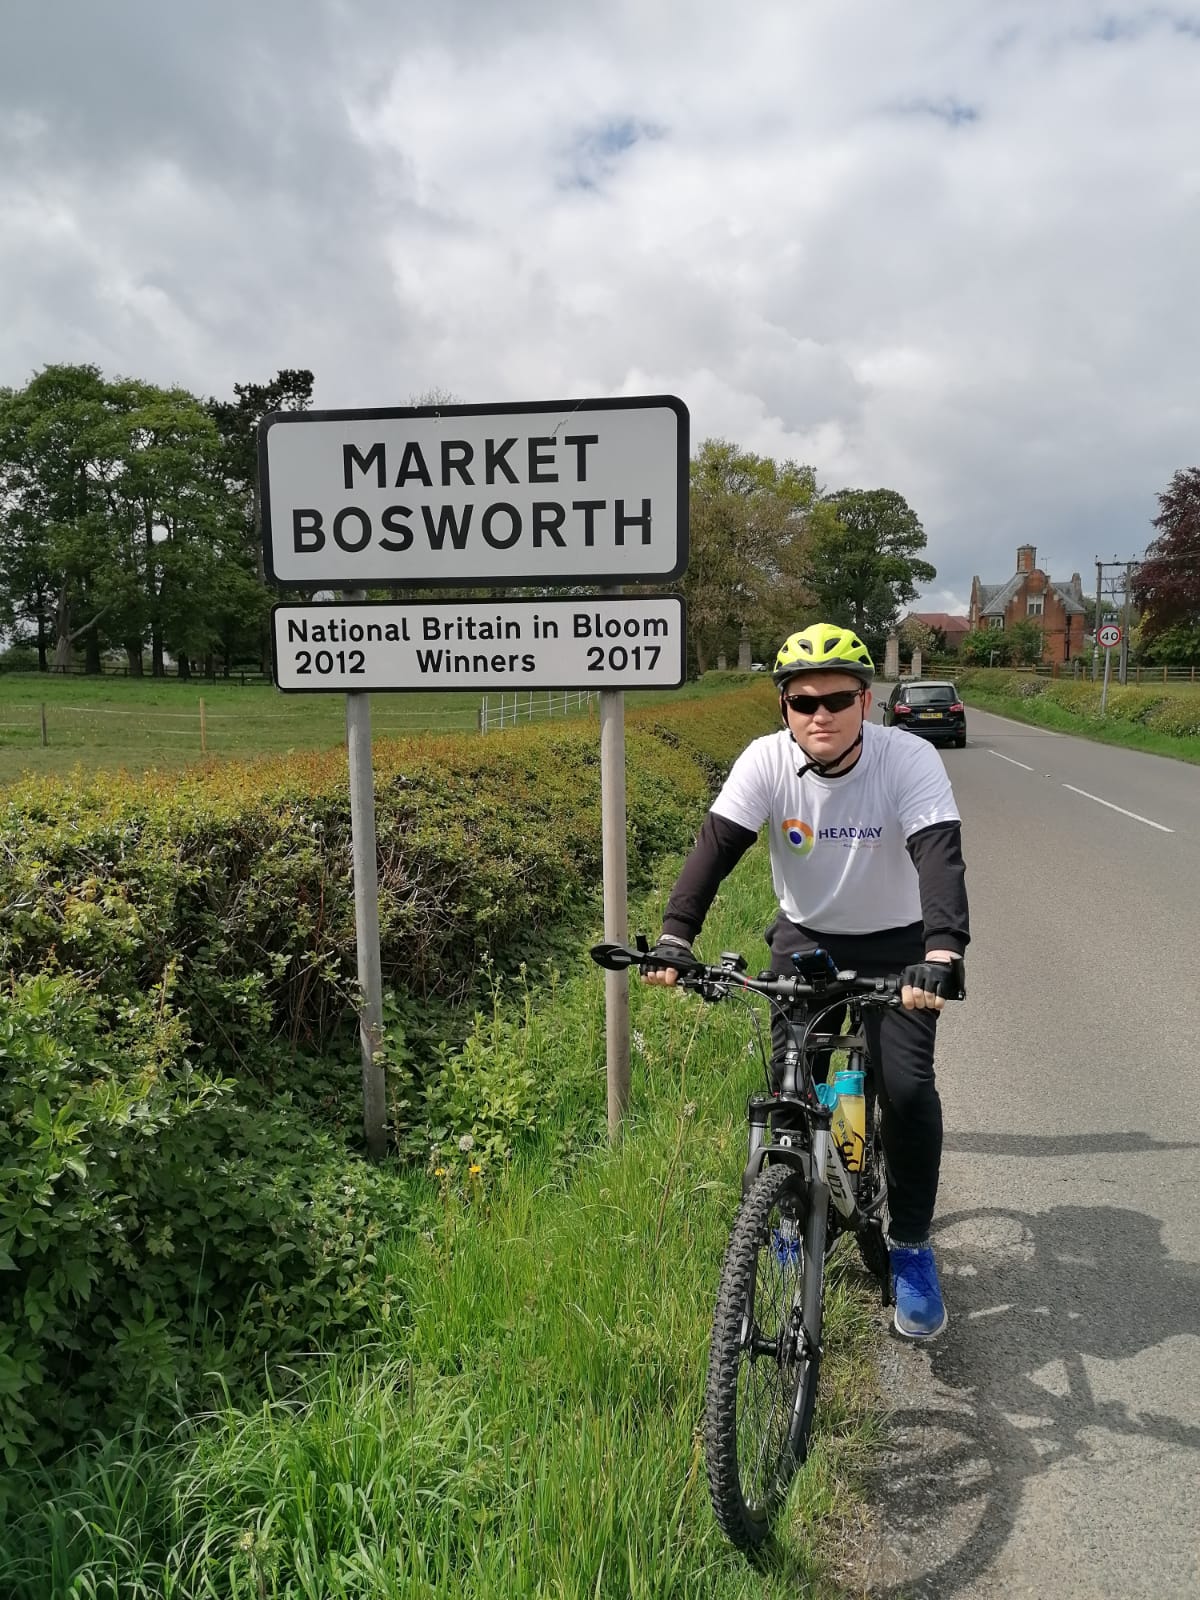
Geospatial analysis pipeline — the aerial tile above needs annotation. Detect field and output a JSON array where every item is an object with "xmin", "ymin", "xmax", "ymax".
[{"xmin": 0, "ymin": 673, "xmax": 759, "ymax": 786}]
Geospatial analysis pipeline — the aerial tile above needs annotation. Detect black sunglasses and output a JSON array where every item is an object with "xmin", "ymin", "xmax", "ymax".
[{"xmin": 782, "ymin": 688, "xmax": 864, "ymax": 715}]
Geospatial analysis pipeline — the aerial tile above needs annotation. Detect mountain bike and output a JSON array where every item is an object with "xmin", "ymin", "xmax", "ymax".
[{"xmin": 590, "ymin": 937, "xmax": 902, "ymax": 1555}]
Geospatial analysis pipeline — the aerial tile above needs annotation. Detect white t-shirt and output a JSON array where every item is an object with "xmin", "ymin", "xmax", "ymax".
[{"xmin": 711, "ymin": 720, "xmax": 960, "ymax": 934}]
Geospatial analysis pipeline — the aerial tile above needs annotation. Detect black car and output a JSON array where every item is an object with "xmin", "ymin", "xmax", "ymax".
[{"xmin": 882, "ymin": 680, "xmax": 967, "ymax": 747}]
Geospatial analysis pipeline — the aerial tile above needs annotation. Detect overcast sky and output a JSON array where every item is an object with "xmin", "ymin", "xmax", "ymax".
[{"xmin": 3, "ymin": 0, "xmax": 1198, "ymax": 613}]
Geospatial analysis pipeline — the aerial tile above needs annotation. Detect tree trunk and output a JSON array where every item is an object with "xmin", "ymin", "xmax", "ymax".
[
  {"xmin": 85, "ymin": 626, "xmax": 102, "ymax": 675},
  {"xmin": 152, "ymin": 623, "xmax": 165, "ymax": 677},
  {"xmin": 53, "ymin": 582, "xmax": 73, "ymax": 670},
  {"xmin": 125, "ymin": 641, "xmax": 144, "ymax": 676},
  {"xmin": 178, "ymin": 653, "xmax": 191, "ymax": 680},
  {"xmin": 36, "ymin": 589, "xmax": 49, "ymax": 672}
]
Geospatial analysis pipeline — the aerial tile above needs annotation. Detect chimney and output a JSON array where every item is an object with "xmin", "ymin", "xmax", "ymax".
[{"xmin": 1017, "ymin": 544, "xmax": 1036, "ymax": 575}]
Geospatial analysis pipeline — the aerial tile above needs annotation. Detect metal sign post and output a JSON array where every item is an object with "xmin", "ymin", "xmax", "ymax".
[
  {"xmin": 1098, "ymin": 623, "xmax": 1122, "ymax": 715},
  {"xmin": 261, "ymin": 396, "xmax": 689, "ymax": 1151},
  {"xmin": 600, "ymin": 688, "xmax": 630, "ymax": 1136},
  {"xmin": 340, "ymin": 590, "xmax": 387, "ymax": 1159}
]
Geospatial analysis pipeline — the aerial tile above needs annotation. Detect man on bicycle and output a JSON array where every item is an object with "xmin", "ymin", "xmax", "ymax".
[{"xmin": 645, "ymin": 622, "xmax": 969, "ymax": 1339}]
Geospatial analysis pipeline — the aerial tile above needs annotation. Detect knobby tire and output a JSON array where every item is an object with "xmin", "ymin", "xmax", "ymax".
[
  {"xmin": 704, "ymin": 1161, "xmax": 821, "ymax": 1554},
  {"xmin": 855, "ymin": 1078, "xmax": 892, "ymax": 1297}
]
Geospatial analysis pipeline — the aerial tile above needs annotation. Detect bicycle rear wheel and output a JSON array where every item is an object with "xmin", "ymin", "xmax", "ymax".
[
  {"xmin": 704, "ymin": 1161, "xmax": 822, "ymax": 1553},
  {"xmin": 855, "ymin": 1080, "xmax": 893, "ymax": 1299}
]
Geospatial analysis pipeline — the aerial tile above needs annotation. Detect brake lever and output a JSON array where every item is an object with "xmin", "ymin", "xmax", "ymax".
[{"xmin": 589, "ymin": 941, "xmax": 641, "ymax": 971}]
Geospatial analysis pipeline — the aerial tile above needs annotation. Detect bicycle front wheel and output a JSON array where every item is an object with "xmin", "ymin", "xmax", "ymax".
[{"xmin": 704, "ymin": 1160, "xmax": 822, "ymax": 1553}]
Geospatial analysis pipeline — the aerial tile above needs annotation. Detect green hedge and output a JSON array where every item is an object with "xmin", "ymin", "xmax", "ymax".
[
  {"xmin": 954, "ymin": 669, "xmax": 1200, "ymax": 738},
  {"xmin": 0, "ymin": 687, "xmax": 772, "ymax": 1465},
  {"xmin": 0, "ymin": 693, "xmax": 770, "ymax": 1068}
]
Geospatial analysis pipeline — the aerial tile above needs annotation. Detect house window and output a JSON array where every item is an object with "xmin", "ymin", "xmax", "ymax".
[
  {"xmin": 988, "ymin": 615, "xmax": 1004, "ymax": 630},
  {"xmin": 1027, "ymin": 595, "xmax": 1044, "ymax": 616}
]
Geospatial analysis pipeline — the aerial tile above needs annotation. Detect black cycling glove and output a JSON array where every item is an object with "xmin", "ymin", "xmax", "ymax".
[
  {"xmin": 643, "ymin": 934, "xmax": 697, "ymax": 974},
  {"xmin": 900, "ymin": 957, "xmax": 966, "ymax": 1001}
]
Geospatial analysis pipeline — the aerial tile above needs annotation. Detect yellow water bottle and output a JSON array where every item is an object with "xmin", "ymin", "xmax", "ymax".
[{"xmin": 830, "ymin": 1068, "xmax": 866, "ymax": 1172}]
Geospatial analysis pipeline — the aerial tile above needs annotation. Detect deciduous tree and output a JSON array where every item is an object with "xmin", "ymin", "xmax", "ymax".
[
  {"xmin": 1133, "ymin": 467, "xmax": 1200, "ymax": 639},
  {"xmin": 0, "ymin": 365, "xmax": 125, "ymax": 670},
  {"xmin": 685, "ymin": 440, "xmax": 816, "ymax": 672},
  {"xmin": 802, "ymin": 488, "xmax": 935, "ymax": 654}
]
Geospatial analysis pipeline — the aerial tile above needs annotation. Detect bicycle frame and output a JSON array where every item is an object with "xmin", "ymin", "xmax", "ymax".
[{"xmin": 741, "ymin": 1004, "xmax": 873, "ymax": 1233}]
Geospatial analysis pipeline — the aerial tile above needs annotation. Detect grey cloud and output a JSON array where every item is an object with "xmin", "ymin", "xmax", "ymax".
[{"xmin": 2, "ymin": 0, "xmax": 1199, "ymax": 612}]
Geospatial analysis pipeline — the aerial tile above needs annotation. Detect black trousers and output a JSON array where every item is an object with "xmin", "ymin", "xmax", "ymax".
[{"xmin": 766, "ymin": 915, "xmax": 942, "ymax": 1244}]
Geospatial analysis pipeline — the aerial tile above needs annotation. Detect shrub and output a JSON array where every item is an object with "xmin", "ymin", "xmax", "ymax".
[
  {"xmin": 0, "ymin": 969, "xmax": 419, "ymax": 1467},
  {"xmin": 0, "ymin": 686, "xmax": 774, "ymax": 1463}
]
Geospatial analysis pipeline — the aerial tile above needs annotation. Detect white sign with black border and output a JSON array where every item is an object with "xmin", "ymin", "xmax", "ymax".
[
  {"xmin": 271, "ymin": 596, "xmax": 686, "ymax": 692},
  {"xmin": 259, "ymin": 396, "xmax": 689, "ymax": 588}
]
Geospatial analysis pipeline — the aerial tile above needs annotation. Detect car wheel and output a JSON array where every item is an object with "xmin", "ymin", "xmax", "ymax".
[{"xmin": 954, "ymin": 734, "xmax": 966, "ymax": 748}]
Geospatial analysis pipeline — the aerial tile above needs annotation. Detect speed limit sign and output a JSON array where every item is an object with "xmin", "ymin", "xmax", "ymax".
[{"xmin": 1097, "ymin": 623, "xmax": 1122, "ymax": 649}]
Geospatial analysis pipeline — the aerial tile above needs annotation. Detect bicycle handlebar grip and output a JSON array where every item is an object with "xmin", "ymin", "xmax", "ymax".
[{"xmin": 589, "ymin": 941, "xmax": 639, "ymax": 970}]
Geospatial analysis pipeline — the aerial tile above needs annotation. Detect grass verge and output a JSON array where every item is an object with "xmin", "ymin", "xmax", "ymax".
[
  {"xmin": 963, "ymin": 687, "xmax": 1200, "ymax": 763},
  {"xmin": 0, "ymin": 851, "xmax": 883, "ymax": 1600}
]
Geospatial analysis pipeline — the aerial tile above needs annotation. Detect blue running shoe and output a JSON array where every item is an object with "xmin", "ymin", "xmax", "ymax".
[{"xmin": 889, "ymin": 1243, "xmax": 947, "ymax": 1338}]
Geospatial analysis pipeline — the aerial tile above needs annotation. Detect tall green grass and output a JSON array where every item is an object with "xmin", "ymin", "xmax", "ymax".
[
  {"xmin": 0, "ymin": 853, "xmax": 881, "ymax": 1599},
  {"xmin": 956, "ymin": 671, "xmax": 1200, "ymax": 763}
]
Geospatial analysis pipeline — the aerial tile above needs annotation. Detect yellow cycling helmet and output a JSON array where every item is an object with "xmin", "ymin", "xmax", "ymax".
[{"xmin": 772, "ymin": 623, "xmax": 875, "ymax": 687}]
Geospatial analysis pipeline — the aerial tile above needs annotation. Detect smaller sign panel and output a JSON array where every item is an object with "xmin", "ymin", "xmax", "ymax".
[
  {"xmin": 272, "ymin": 596, "xmax": 686, "ymax": 693},
  {"xmin": 1097, "ymin": 623, "xmax": 1122, "ymax": 648}
]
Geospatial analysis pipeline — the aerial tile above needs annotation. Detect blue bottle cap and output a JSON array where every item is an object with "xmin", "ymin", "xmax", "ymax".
[{"xmin": 814, "ymin": 1082, "xmax": 839, "ymax": 1109}]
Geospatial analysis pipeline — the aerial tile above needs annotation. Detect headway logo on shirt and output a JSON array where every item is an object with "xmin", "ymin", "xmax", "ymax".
[
  {"xmin": 781, "ymin": 818, "xmax": 814, "ymax": 856},
  {"xmin": 817, "ymin": 825, "xmax": 884, "ymax": 842}
]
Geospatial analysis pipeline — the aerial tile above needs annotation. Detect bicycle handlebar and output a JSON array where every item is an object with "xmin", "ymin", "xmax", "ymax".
[{"xmin": 589, "ymin": 940, "xmax": 903, "ymax": 1007}]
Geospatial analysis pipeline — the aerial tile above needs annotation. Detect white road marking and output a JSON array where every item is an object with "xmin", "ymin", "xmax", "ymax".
[
  {"xmin": 988, "ymin": 749, "xmax": 1035, "ymax": 772},
  {"xmin": 1060, "ymin": 784, "xmax": 1175, "ymax": 833}
]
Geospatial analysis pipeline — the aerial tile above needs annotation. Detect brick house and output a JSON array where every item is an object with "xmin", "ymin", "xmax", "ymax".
[{"xmin": 968, "ymin": 545, "xmax": 1086, "ymax": 664}]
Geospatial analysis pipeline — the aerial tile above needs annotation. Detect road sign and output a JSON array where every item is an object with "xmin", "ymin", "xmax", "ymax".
[
  {"xmin": 259, "ymin": 396, "xmax": 689, "ymax": 588},
  {"xmin": 271, "ymin": 595, "xmax": 686, "ymax": 692},
  {"xmin": 1097, "ymin": 623, "xmax": 1122, "ymax": 649}
]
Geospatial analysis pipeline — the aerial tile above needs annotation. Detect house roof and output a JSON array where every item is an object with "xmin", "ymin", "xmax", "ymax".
[
  {"xmin": 1049, "ymin": 583, "xmax": 1085, "ymax": 615},
  {"xmin": 977, "ymin": 575, "xmax": 1085, "ymax": 616},
  {"xmin": 906, "ymin": 611, "xmax": 971, "ymax": 635},
  {"xmin": 978, "ymin": 575, "xmax": 1024, "ymax": 616}
]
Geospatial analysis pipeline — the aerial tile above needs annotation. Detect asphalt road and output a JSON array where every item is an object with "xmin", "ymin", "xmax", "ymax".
[{"xmin": 851, "ymin": 698, "xmax": 1200, "ymax": 1598}]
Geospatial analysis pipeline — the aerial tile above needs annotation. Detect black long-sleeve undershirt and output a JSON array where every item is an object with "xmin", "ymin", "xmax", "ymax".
[{"xmin": 661, "ymin": 814, "xmax": 970, "ymax": 956}]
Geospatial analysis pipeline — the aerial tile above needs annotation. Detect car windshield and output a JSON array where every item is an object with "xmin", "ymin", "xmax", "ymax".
[{"xmin": 905, "ymin": 685, "xmax": 956, "ymax": 706}]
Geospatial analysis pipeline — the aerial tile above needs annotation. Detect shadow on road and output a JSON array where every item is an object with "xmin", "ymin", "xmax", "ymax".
[
  {"xmin": 856, "ymin": 1186, "xmax": 1200, "ymax": 1597},
  {"xmin": 943, "ymin": 1130, "xmax": 1200, "ymax": 1158}
]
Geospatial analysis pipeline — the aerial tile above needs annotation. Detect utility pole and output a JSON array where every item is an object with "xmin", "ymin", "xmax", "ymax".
[
  {"xmin": 1092, "ymin": 557, "xmax": 1141, "ymax": 684},
  {"xmin": 1093, "ymin": 559, "xmax": 1103, "ymax": 681},
  {"xmin": 1120, "ymin": 561, "xmax": 1135, "ymax": 684}
]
